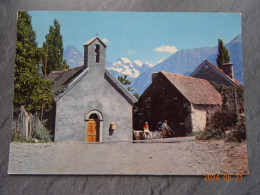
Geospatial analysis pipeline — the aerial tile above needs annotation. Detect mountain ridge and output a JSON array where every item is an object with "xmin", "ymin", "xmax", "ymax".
[
  {"xmin": 63, "ymin": 34, "xmax": 243, "ymax": 96},
  {"xmin": 132, "ymin": 34, "xmax": 243, "ymax": 95}
]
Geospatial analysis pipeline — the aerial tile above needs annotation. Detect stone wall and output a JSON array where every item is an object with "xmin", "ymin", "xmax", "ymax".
[
  {"xmin": 135, "ymin": 73, "xmax": 191, "ymax": 136},
  {"xmin": 190, "ymin": 104, "xmax": 219, "ymax": 132},
  {"xmin": 19, "ymin": 106, "xmax": 30, "ymax": 139},
  {"xmin": 190, "ymin": 104, "xmax": 207, "ymax": 132}
]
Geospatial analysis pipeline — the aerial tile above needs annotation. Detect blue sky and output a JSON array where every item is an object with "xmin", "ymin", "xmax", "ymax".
[{"xmin": 28, "ymin": 11, "xmax": 241, "ymax": 65}]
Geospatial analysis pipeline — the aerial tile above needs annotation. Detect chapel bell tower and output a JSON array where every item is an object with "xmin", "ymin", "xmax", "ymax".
[{"xmin": 83, "ymin": 36, "xmax": 107, "ymax": 72}]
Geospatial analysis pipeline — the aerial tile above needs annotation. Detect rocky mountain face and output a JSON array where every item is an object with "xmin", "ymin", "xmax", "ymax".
[
  {"xmin": 132, "ymin": 34, "xmax": 243, "ymax": 95},
  {"xmin": 63, "ymin": 45, "xmax": 84, "ymax": 68}
]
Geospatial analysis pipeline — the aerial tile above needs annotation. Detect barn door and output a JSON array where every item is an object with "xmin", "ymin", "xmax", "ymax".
[{"xmin": 87, "ymin": 119, "xmax": 99, "ymax": 142}]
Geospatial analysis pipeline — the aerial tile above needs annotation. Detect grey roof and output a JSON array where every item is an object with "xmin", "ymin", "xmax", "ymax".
[
  {"xmin": 47, "ymin": 67, "xmax": 137, "ymax": 104},
  {"xmin": 83, "ymin": 36, "xmax": 107, "ymax": 48},
  {"xmin": 47, "ymin": 66, "xmax": 84, "ymax": 96},
  {"xmin": 190, "ymin": 60, "xmax": 242, "ymax": 87}
]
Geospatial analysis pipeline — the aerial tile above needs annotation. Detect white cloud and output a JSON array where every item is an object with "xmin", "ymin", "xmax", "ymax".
[
  {"xmin": 128, "ymin": 49, "xmax": 136, "ymax": 54},
  {"xmin": 153, "ymin": 44, "xmax": 178, "ymax": 53},
  {"xmin": 102, "ymin": 38, "xmax": 110, "ymax": 44}
]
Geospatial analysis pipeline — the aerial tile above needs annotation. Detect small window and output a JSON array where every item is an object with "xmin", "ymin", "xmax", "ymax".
[{"xmin": 94, "ymin": 44, "xmax": 100, "ymax": 63}]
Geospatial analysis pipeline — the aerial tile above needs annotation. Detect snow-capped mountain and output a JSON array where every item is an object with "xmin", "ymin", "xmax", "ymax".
[
  {"xmin": 106, "ymin": 57, "xmax": 152, "ymax": 79},
  {"xmin": 63, "ymin": 46, "xmax": 152, "ymax": 80}
]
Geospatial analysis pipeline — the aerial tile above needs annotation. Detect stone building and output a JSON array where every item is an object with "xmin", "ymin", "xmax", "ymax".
[
  {"xmin": 190, "ymin": 60, "xmax": 241, "ymax": 87},
  {"xmin": 134, "ymin": 72, "xmax": 222, "ymax": 136},
  {"xmin": 47, "ymin": 37, "xmax": 137, "ymax": 142}
]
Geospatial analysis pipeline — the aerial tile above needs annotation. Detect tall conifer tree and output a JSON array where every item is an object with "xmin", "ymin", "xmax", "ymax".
[
  {"xmin": 14, "ymin": 11, "xmax": 53, "ymax": 115},
  {"xmin": 217, "ymin": 39, "xmax": 230, "ymax": 67},
  {"xmin": 43, "ymin": 19, "xmax": 68, "ymax": 75}
]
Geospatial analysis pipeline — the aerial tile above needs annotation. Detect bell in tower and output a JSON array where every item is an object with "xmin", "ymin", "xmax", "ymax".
[{"xmin": 94, "ymin": 44, "xmax": 100, "ymax": 63}]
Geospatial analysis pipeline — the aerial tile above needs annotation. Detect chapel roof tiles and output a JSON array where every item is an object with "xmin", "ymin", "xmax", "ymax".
[
  {"xmin": 47, "ymin": 66, "xmax": 137, "ymax": 104},
  {"xmin": 47, "ymin": 66, "xmax": 84, "ymax": 95}
]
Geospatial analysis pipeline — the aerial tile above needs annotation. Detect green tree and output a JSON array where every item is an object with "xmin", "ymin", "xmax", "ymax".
[
  {"xmin": 43, "ymin": 19, "xmax": 68, "ymax": 75},
  {"xmin": 118, "ymin": 74, "xmax": 133, "ymax": 91},
  {"xmin": 133, "ymin": 92, "xmax": 139, "ymax": 99},
  {"xmin": 217, "ymin": 39, "xmax": 230, "ymax": 68},
  {"xmin": 14, "ymin": 11, "xmax": 53, "ymax": 116},
  {"xmin": 118, "ymin": 75, "xmax": 139, "ymax": 115}
]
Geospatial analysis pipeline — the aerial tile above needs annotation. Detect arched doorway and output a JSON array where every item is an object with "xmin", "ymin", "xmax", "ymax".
[
  {"xmin": 85, "ymin": 110, "xmax": 103, "ymax": 142},
  {"xmin": 87, "ymin": 114, "xmax": 99, "ymax": 142}
]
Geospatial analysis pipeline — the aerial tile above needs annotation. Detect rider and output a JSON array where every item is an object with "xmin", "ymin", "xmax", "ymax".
[
  {"xmin": 160, "ymin": 120, "xmax": 167, "ymax": 137},
  {"xmin": 161, "ymin": 120, "xmax": 174, "ymax": 137},
  {"xmin": 161, "ymin": 120, "xmax": 168, "ymax": 130}
]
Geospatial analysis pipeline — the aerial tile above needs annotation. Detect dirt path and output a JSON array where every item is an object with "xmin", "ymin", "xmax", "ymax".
[{"xmin": 8, "ymin": 139, "xmax": 248, "ymax": 175}]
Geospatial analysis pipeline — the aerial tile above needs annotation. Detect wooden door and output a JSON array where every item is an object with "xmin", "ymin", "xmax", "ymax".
[{"xmin": 87, "ymin": 119, "xmax": 98, "ymax": 142}]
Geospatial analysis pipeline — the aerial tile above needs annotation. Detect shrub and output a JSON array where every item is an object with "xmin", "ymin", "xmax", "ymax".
[
  {"xmin": 226, "ymin": 114, "xmax": 246, "ymax": 142},
  {"xmin": 11, "ymin": 117, "xmax": 53, "ymax": 143},
  {"xmin": 11, "ymin": 121, "xmax": 21, "ymax": 142},
  {"xmin": 31, "ymin": 120, "xmax": 52, "ymax": 142},
  {"xmin": 196, "ymin": 83, "xmax": 246, "ymax": 141},
  {"xmin": 196, "ymin": 126, "xmax": 225, "ymax": 140},
  {"xmin": 10, "ymin": 120, "xmax": 29, "ymax": 142}
]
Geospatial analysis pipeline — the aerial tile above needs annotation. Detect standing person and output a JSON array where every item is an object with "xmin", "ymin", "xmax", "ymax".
[{"xmin": 143, "ymin": 122, "xmax": 152, "ymax": 139}]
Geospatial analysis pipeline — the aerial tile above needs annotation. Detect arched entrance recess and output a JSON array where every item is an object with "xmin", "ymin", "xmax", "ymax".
[{"xmin": 85, "ymin": 109, "xmax": 103, "ymax": 142}]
